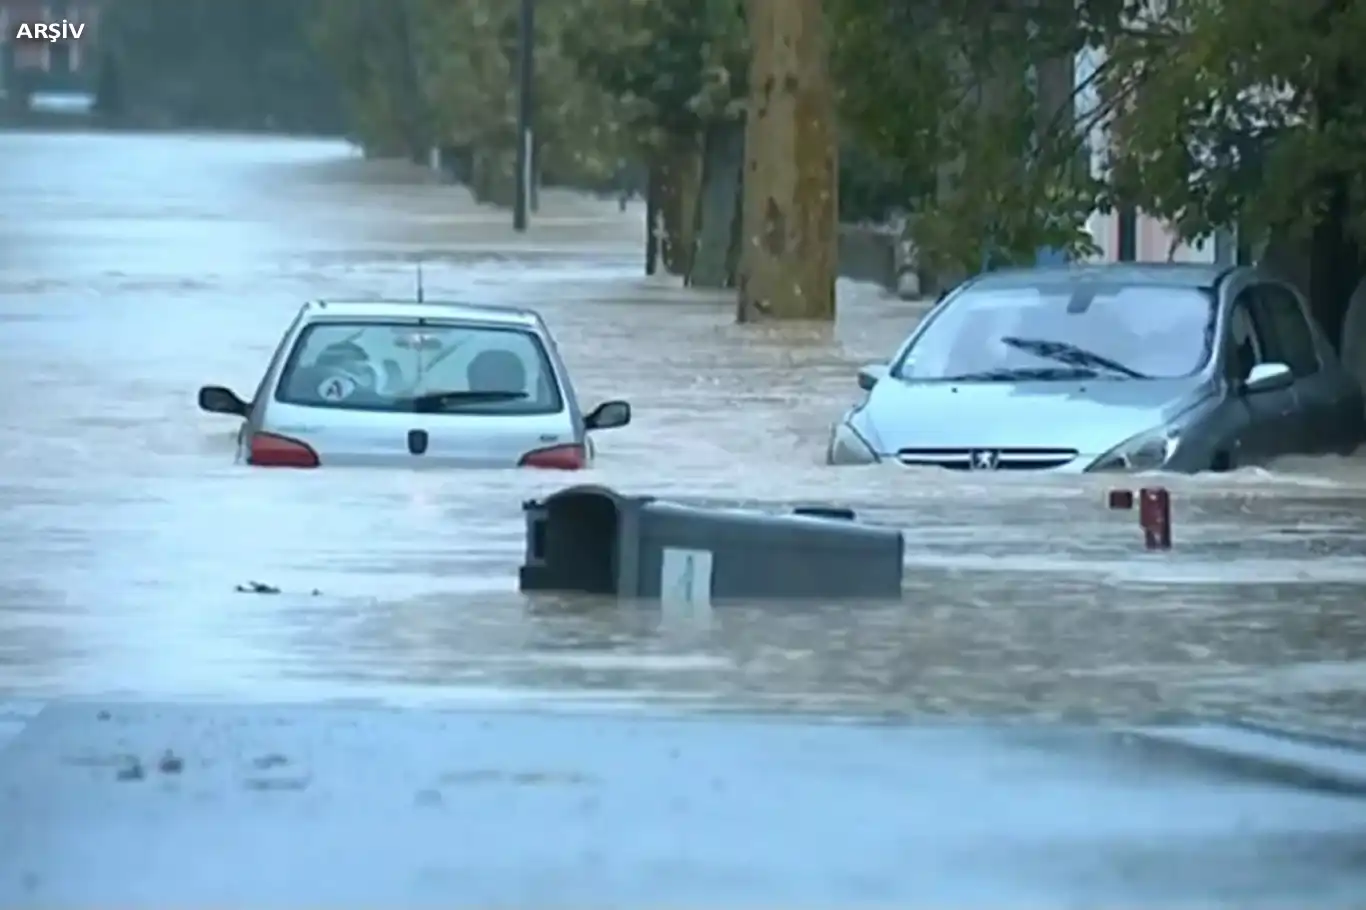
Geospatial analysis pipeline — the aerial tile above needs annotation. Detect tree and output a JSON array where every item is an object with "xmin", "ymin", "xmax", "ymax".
[
  {"xmin": 1101, "ymin": 0, "xmax": 1366, "ymax": 351},
  {"xmin": 828, "ymin": 0, "xmax": 1139, "ymax": 284},
  {"xmin": 100, "ymin": 0, "xmax": 343, "ymax": 132},
  {"xmin": 311, "ymin": 0, "xmax": 430, "ymax": 160},
  {"xmin": 736, "ymin": 0, "xmax": 838, "ymax": 320},
  {"xmin": 92, "ymin": 51, "xmax": 125, "ymax": 118},
  {"xmin": 562, "ymin": 0, "xmax": 747, "ymax": 275},
  {"xmin": 311, "ymin": 0, "xmax": 627, "ymax": 200}
]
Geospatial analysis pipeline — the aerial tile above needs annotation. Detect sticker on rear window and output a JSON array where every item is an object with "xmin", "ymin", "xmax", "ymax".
[
  {"xmin": 318, "ymin": 375, "xmax": 357, "ymax": 401},
  {"xmin": 393, "ymin": 332, "xmax": 444, "ymax": 351}
]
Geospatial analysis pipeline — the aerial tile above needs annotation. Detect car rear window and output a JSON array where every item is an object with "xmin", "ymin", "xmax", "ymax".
[{"xmin": 274, "ymin": 320, "xmax": 564, "ymax": 414}]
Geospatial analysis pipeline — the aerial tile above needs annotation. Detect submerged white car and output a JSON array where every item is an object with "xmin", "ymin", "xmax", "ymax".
[{"xmin": 197, "ymin": 299, "xmax": 631, "ymax": 468}]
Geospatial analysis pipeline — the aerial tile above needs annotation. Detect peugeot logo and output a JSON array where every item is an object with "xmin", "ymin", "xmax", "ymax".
[{"xmin": 969, "ymin": 449, "xmax": 1001, "ymax": 470}]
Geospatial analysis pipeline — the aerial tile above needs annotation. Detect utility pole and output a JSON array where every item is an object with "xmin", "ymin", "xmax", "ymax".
[{"xmin": 513, "ymin": 0, "xmax": 535, "ymax": 232}]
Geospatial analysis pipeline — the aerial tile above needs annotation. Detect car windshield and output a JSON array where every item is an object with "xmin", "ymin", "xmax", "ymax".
[
  {"xmin": 892, "ymin": 282, "xmax": 1215, "ymax": 381},
  {"xmin": 275, "ymin": 320, "xmax": 563, "ymax": 414}
]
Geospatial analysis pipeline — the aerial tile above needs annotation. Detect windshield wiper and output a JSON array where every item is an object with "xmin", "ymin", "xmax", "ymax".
[
  {"xmin": 944, "ymin": 366, "xmax": 1100, "ymax": 382},
  {"xmin": 1000, "ymin": 336, "xmax": 1149, "ymax": 379},
  {"xmin": 400, "ymin": 389, "xmax": 528, "ymax": 412}
]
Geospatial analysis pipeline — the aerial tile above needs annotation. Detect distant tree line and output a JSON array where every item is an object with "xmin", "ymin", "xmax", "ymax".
[
  {"xmin": 97, "ymin": 0, "xmax": 1366, "ymax": 336},
  {"xmin": 97, "ymin": 0, "xmax": 344, "ymax": 133}
]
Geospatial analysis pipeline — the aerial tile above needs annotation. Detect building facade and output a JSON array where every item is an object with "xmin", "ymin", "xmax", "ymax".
[
  {"xmin": 1075, "ymin": 47, "xmax": 1219, "ymax": 265},
  {"xmin": 0, "ymin": 0, "xmax": 101, "ymax": 98}
]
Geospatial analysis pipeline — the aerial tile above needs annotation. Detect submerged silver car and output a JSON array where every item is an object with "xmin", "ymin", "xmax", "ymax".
[
  {"xmin": 198, "ymin": 299, "xmax": 630, "ymax": 468},
  {"xmin": 827, "ymin": 264, "xmax": 1366, "ymax": 472}
]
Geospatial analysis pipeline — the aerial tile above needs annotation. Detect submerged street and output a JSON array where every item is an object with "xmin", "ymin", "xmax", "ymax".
[
  {"xmin": 1, "ymin": 130, "xmax": 1364, "ymax": 906},
  {"xmin": 2, "ymin": 130, "xmax": 1364, "ymax": 726}
]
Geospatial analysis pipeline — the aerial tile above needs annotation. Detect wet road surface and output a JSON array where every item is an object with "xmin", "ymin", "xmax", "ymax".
[
  {"xmin": 4, "ymin": 702, "xmax": 1366, "ymax": 909},
  {"xmin": 1, "ymin": 130, "xmax": 1365, "ymax": 905}
]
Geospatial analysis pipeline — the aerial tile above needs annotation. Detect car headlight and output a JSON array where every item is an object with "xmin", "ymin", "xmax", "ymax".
[
  {"xmin": 826, "ymin": 417, "xmax": 881, "ymax": 465},
  {"xmin": 1089, "ymin": 428, "xmax": 1179, "ymax": 472}
]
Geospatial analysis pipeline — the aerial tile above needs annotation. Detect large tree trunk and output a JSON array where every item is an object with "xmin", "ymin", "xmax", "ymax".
[
  {"xmin": 1307, "ymin": 175, "xmax": 1361, "ymax": 354},
  {"xmin": 688, "ymin": 122, "xmax": 746, "ymax": 289},
  {"xmin": 1306, "ymin": 17, "xmax": 1364, "ymax": 355},
  {"xmin": 725, "ymin": 171, "xmax": 745, "ymax": 287},
  {"xmin": 1304, "ymin": 0, "xmax": 1365, "ymax": 355},
  {"xmin": 645, "ymin": 165, "xmax": 663, "ymax": 275},
  {"xmin": 657, "ymin": 132, "xmax": 704, "ymax": 276},
  {"xmin": 736, "ymin": 0, "xmax": 838, "ymax": 322},
  {"xmin": 470, "ymin": 147, "xmax": 516, "ymax": 207},
  {"xmin": 386, "ymin": 0, "xmax": 429, "ymax": 163}
]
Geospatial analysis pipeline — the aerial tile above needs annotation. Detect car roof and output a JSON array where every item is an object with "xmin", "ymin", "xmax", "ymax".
[
  {"xmin": 299, "ymin": 299, "xmax": 542, "ymax": 329},
  {"xmin": 966, "ymin": 262, "xmax": 1238, "ymax": 292}
]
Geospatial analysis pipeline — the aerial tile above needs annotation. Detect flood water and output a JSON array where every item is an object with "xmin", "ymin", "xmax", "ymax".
[{"xmin": 1, "ymin": 130, "xmax": 1363, "ymax": 734}]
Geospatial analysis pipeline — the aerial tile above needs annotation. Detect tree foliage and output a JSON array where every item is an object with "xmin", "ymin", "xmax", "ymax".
[
  {"xmin": 828, "ymin": 0, "xmax": 1143, "ymax": 278},
  {"xmin": 1097, "ymin": 0, "xmax": 1366, "ymax": 347},
  {"xmin": 310, "ymin": 0, "xmax": 429, "ymax": 158},
  {"xmin": 559, "ymin": 0, "xmax": 747, "ymax": 147},
  {"xmin": 1102, "ymin": 0, "xmax": 1366, "ymax": 247},
  {"xmin": 310, "ymin": 0, "xmax": 633, "ymax": 186},
  {"xmin": 103, "ymin": 0, "xmax": 1366, "ymax": 332},
  {"xmin": 99, "ymin": 0, "xmax": 343, "ymax": 132}
]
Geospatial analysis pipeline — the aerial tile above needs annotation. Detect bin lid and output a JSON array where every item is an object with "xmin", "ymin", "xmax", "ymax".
[
  {"xmin": 642, "ymin": 500, "xmax": 902, "ymax": 551},
  {"xmin": 528, "ymin": 485, "xmax": 655, "ymax": 511}
]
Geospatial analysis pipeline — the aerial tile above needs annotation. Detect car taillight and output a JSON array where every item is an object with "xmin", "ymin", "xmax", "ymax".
[
  {"xmin": 248, "ymin": 432, "xmax": 320, "ymax": 468},
  {"xmin": 518, "ymin": 443, "xmax": 585, "ymax": 470}
]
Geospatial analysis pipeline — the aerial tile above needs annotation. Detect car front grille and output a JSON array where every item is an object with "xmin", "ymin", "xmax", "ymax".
[{"xmin": 896, "ymin": 448, "xmax": 1078, "ymax": 471}]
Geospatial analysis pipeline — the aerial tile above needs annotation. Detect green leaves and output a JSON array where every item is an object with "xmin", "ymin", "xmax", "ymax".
[
  {"xmin": 1103, "ymin": 0, "xmax": 1366, "ymax": 249},
  {"xmin": 308, "ymin": 0, "xmax": 636, "ymax": 183},
  {"xmin": 831, "ymin": 2, "xmax": 1104, "ymax": 274},
  {"xmin": 100, "ymin": 0, "xmax": 343, "ymax": 131},
  {"xmin": 829, "ymin": 0, "xmax": 1366, "ymax": 273},
  {"xmin": 283, "ymin": 0, "xmax": 1366, "ymax": 281},
  {"xmin": 560, "ymin": 0, "xmax": 746, "ymax": 143}
]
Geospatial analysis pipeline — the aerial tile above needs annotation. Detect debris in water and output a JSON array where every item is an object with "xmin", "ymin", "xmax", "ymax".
[
  {"xmin": 115, "ymin": 758, "xmax": 145, "ymax": 781},
  {"xmin": 235, "ymin": 581, "xmax": 281, "ymax": 595},
  {"xmin": 157, "ymin": 750, "xmax": 184, "ymax": 774},
  {"xmin": 243, "ymin": 776, "xmax": 310, "ymax": 791},
  {"xmin": 414, "ymin": 788, "xmax": 443, "ymax": 807}
]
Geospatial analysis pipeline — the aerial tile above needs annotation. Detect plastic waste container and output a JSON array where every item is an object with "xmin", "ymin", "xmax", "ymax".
[{"xmin": 519, "ymin": 485, "xmax": 903, "ymax": 605}]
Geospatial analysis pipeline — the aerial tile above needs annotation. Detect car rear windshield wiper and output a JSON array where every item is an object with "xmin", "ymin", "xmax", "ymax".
[
  {"xmin": 943, "ymin": 366, "xmax": 1101, "ymax": 381},
  {"xmin": 1001, "ymin": 336, "xmax": 1149, "ymax": 378},
  {"xmin": 399, "ymin": 389, "xmax": 528, "ymax": 412}
]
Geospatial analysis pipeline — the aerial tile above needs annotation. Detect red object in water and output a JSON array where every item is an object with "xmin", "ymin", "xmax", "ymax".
[
  {"xmin": 248, "ymin": 432, "xmax": 320, "ymax": 468},
  {"xmin": 1107, "ymin": 489, "xmax": 1134, "ymax": 510},
  {"xmin": 1139, "ymin": 487, "xmax": 1172, "ymax": 550},
  {"xmin": 518, "ymin": 443, "xmax": 586, "ymax": 470}
]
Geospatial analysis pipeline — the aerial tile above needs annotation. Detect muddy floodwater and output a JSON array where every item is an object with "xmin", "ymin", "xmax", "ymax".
[{"xmin": 1, "ymin": 130, "xmax": 1363, "ymax": 734}]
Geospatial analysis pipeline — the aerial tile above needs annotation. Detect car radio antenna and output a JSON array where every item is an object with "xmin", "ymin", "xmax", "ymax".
[{"xmin": 415, "ymin": 261, "xmax": 425, "ymax": 302}]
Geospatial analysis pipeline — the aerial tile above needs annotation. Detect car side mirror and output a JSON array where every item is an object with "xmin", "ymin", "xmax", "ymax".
[
  {"xmin": 585, "ymin": 399, "xmax": 631, "ymax": 430},
  {"xmin": 1242, "ymin": 362, "xmax": 1293, "ymax": 394},
  {"xmin": 857, "ymin": 364, "xmax": 887, "ymax": 392},
  {"xmin": 198, "ymin": 385, "xmax": 250, "ymax": 416}
]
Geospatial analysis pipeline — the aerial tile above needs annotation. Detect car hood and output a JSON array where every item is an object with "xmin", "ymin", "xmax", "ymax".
[{"xmin": 858, "ymin": 377, "xmax": 1209, "ymax": 455}]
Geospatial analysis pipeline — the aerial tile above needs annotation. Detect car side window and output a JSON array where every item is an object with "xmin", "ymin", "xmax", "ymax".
[
  {"xmin": 1224, "ymin": 292, "xmax": 1265, "ymax": 380},
  {"xmin": 1251, "ymin": 284, "xmax": 1320, "ymax": 377},
  {"xmin": 251, "ymin": 323, "xmax": 300, "ymax": 410}
]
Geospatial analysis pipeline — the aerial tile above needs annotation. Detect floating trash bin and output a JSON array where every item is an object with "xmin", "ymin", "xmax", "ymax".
[{"xmin": 518, "ymin": 485, "xmax": 904, "ymax": 605}]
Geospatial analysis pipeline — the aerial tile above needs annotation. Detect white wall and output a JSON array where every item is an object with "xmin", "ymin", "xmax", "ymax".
[{"xmin": 1074, "ymin": 48, "xmax": 1216, "ymax": 264}]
